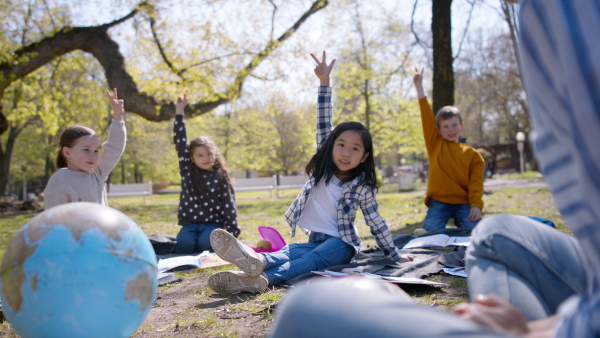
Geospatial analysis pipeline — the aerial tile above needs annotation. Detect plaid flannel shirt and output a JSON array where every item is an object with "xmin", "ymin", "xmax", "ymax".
[{"xmin": 284, "ymin": 86, "xmax": 401, "ymax": 262}]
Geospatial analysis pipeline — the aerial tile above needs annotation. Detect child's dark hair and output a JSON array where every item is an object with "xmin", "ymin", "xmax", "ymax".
[
  {"xmin": 435, "ymin": 106, "xmax": 462, "ymax": 127},
  {"xmin": 305, "ymin": 121, "xmax": 377, "ymax": 190},
  {"xmin": 56, "ymin": 125, "xmax": 96, "ymax": 168},
  {"xmin": 188, "ymin": 136, "xmax": 233, "ymax": 196}
]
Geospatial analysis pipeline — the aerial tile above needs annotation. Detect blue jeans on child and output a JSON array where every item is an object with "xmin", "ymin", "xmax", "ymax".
[
  {"xmin": 424, "ymin": 198, "xmax": 479, "ymax": 231},
  {"xmin": 261, "ymin": 232, "xmax": 354, "ymax": 286},
  {"xmin": 268, "ymin": 214, "xmax": 587, "ymax": 337},
  {"xmin": 174, "ymin": 223, "xmax": 221, "ymax": 254}
]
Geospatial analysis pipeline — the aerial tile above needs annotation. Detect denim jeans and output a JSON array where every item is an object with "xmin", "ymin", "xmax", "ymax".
[
  {"xmin": 424, "ymin": 198, "xmax": 479, "ymax": 231},
  {"xmin": 174, "ymin": 223, "xmax": 221, "ymax": 254},
  {"xmin": 466, "ymin": 214, "xmax": 587, "ymax": 321},
  {"xmin": 261, "ymin": 232, "xmax": 354, "ymax": 286}
]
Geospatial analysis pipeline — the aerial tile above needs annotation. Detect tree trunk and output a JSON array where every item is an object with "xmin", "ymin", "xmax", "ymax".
[
  {"xmin": 431, "ymin": 0, "xmax": 454, "ymax": 114},
  {"xmin": 0, "ymin": 127, "xmax": 22, "ymax": 197}
]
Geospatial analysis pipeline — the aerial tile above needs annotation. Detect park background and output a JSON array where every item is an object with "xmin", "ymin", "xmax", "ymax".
[
  {"xmin": 2, "ymin": 0, "xmax": 529, "ymax": 199},
  {"xmin": 0, "ymin": 1, "xmax": 571, "ymax": 336}
]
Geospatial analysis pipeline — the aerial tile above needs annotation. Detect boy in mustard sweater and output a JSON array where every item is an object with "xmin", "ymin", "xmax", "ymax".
[{"xmin": 413, "ymin": 70, "xmax": 485, "ymax": 231}]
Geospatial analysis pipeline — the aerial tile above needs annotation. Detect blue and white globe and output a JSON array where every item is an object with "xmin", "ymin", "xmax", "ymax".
[{"xmin": 0, "ymin": 202, "xmax": 158, "ymax": 338}]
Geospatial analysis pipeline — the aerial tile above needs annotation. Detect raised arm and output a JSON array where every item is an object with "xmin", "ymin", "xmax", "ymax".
[
  {"xmin": 311, "ymin": 52, "xmax": 336, "ymax": 148},
  {"xmin": 106, "ymin": 88, "xmax": 124, "ymax": 121},
  {"xmin": 413, "ymin": 68, "xmax": 426, "ymax": 99},
  {"xmin": 173, "ymin": 94, "xmax": 190, "ymax": 166}
]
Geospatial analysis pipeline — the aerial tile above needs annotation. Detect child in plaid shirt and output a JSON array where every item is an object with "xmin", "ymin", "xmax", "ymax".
[{"xmin": 207, "ymin": 51, "xmax": 413, "ymax": 295}]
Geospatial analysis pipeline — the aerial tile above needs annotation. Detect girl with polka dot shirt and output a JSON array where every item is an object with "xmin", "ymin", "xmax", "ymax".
[{"xmin": 172, "ymin": 94, "xmax": 241, "ymax": 254}]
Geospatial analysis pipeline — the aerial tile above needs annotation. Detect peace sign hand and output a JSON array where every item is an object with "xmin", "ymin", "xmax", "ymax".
[
  {"xmin": 106, "ymin": 88, "xmax": 124, "ymax": 121},
  {"xmin": 310, "ymin": 51, "xmax": 336, "ymax": 86}
]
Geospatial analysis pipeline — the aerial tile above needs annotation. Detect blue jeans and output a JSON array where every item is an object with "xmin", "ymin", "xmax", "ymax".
[
  {"xmin": 424, "ymin": 198, "xmax": 479, "ymax": 231},
  {"xmin": 467, "ymin": 214, "xmax": 587, "ymax": 321},
  {"xmin": 174, "ymin": 224, "xmax": 221, "ymax": 254},
  {"xmin": 261, "ymin": 232, "xmax": 354, "ymax": 286}
]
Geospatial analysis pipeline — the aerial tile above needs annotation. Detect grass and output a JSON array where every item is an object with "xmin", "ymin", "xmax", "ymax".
[{"xmin": 0, "ymin": 182, "xmax": 564, "ymax": 260}]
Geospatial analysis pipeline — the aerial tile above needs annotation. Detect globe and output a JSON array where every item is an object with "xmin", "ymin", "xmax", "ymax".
[{"xmin": 0, "ymin": 202, "xmax": 158, "ymax": 338}]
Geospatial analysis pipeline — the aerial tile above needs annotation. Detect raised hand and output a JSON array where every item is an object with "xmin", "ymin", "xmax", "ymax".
[
  {"xmin": 310, "ymin": 51, "xmax": 336, "ymax": 86},
  {"xmin": 413, "ymin": 67, "xmax": 426, "ymax": 99},
  {"xmin": 106, "ymin": 88, "xmax": 124, "ymax": 121},
  {"xmin": 175, "ymin": 93, "xmax": 188, "ymax": 115}
]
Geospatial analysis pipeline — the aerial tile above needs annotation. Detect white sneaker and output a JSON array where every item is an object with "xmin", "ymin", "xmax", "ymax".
[
  {"xmin": 210, "ymin": 228, "xmax": 264, "ymax": 276},
  {"xmin": 208, "ymin": 271, "xmax": 268, "ymax": 295}
]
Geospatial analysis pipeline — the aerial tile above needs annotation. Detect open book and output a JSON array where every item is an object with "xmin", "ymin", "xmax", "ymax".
[
  {"xmin": 402, "ymin": 234, "xmax": 471, "ymax": 249},
  {"xmin": 157, "ymin": 254, "xmax": 202, "ymax": 273}
]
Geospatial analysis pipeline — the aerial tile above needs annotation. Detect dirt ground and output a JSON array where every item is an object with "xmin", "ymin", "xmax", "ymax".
[
  {"xmin": 133, "ymin": 266, "xmax": 465, "ymax": 338},
  {"xmin": 146, "ymin": 266, "xmax": 467, "ymax": 337},
  {"xmin": 0, "ymin": 260, "xmax": 466, "ymax": 337}
]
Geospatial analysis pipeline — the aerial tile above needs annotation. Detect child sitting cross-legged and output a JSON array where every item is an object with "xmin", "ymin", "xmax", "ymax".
[{"xmin": 206, "ymin": 51, "xmax": 413, "ymax": 295}]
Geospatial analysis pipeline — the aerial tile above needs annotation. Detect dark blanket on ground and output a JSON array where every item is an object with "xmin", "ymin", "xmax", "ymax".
[{"xmin": 286, "ymin": 228, "xmax": 471, "ymax": 285}]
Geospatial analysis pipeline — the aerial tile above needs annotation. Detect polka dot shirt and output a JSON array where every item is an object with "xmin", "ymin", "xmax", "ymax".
[{"xmin": 173, "ymin": 115, "xmax": 240, "ymax": 237}]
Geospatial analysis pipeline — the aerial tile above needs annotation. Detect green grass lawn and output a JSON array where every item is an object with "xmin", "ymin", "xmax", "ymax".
[{"xmin": 0, "ymin": 183, "xmax": 566, "ymax": 261}]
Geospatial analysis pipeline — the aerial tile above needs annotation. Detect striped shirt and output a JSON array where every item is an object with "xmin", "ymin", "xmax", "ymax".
[
  {"xmin": 284, "ymin": 86, "xmax": 401, "ymax": 262},
  {"xmin": 519, "ymin": 0, "xmax": 600, "ymax": 336}
]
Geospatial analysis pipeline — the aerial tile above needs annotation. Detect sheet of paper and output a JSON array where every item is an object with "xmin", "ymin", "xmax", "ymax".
[
  {"xmin": 312, "ymin": 270, "xmax": 449, "ymax": 286},
  {"xmin": 442, "ymin": 267, "xmax": 468, "ymax": 278},
  {"xmin": 403, "ymin": 234, "xmax": 471, "ymax": 248}
]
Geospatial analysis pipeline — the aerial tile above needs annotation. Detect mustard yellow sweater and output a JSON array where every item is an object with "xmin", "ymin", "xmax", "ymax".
[{"xmin": 419, "ymin": 98, "xmax": 484, "ymax": 209}]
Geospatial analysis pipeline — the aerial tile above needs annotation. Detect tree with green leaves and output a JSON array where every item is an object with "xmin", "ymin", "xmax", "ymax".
[{"xmin": 0, "ymin": 0, "xmax": 329, "ymax": 196}]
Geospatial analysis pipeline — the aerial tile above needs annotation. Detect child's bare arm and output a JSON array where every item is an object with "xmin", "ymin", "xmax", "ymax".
[
  {"xmin": 311, "ymin": 51, "xmax": 336, "ymax": 86},
  {"xmin": 175, "ymin": 94, "xmax": 188, "ymax": 116},
  {"xmin": 106, "ymin": 88, "xmax": 124, "ymax": 121},
  {"xmin": 413, "ymin": 68, "xmax": 426, "ymax": 99}
]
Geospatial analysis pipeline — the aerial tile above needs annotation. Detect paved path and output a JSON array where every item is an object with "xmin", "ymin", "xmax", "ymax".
[
  {"xmin": 413, "ymin": 177, "xmax": 548, "ymax": 192},
  {"xmin": 483, "ymin": 178, "xmax": 548, "ymax": 190}
]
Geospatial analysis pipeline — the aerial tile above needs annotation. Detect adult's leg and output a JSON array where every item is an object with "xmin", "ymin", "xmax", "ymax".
[
  {"xmin": 196, "ymin": 224, "xmax": 221, "ymax": 252},
  {"xmin": 263, "ymin": 233, "xmax": 354, "ymax": 285},
  {"xmin": 269, "ymin": 278, "xmax": 505, "ymax": 338},
  {"xmin": 423, "ymin": 199, "xmax": 452, "ymax": 231},
  {"xmin": 467, "ymin": 214, "xmax": 587, "ymax": 321},
  {"xmin": 174, "ymin": 224, "xmax": 201, "ymax": 254},
  {"xmin": 453, "ymin": 203, "xmax": 479, "ymax": 229}
]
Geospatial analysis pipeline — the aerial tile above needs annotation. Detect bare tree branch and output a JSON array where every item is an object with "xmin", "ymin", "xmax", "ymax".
[
  {"xmin": 149, "ymin": 12, "xmax": 181, "ymax": 76},
  {"xmin": 410, "ymin": 0, "xmax": 432, "ymax": 68},
  {"xmin": 453, "ymin": 0, "xmax": 475, "ymax": 59}
]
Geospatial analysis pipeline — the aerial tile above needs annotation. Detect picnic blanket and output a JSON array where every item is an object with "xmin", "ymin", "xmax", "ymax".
[{"xmin": 286, "ymin": 228, "xmax": 471, "ymax": 285}]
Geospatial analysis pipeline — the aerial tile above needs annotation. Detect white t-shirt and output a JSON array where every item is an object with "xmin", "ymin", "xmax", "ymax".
[{"xmin": 298, "ymin": 176, "xmax": 343, "ymax": 237}]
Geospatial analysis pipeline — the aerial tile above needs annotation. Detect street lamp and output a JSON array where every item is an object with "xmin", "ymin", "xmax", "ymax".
[
  {"xmin": 21, "ymin": 165, "xmax": 28, "ymax": 201},
  {"xmin": 516, "ymin": 132, "xmax": 525, "ymax": 173}
]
